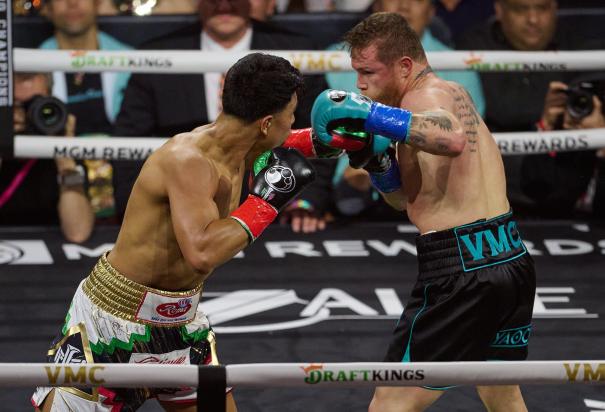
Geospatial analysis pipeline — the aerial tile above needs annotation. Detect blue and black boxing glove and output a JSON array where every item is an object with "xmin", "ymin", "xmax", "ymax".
[
  {"xmin": 348, "ymin": 134, "xmax": 402, "ymax": 194},
  {"xmin": 311, "ymin": 89, "xmax": 413, "ymax": 148}
]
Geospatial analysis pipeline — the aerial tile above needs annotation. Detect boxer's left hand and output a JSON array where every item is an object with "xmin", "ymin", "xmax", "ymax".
[
  {"xmin": 311, "ymin": 89, "xmax": 409, "ymax": 150},
  {"xmin": 349, "ymin": 145, "xmax": 402, "ymax": 194}
]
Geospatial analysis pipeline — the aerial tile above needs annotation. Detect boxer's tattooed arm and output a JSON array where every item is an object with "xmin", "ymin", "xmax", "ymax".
[
  {"xmin": 409, "ymin": 130, "xmax": 427, "ymax": 147},
  {"xmin": 408, "ymin": 111, "xmax": 461, "ymax": 155},
  {"xmin": 451, "ymin": 85, "xmax": 481, "ymax": 153},
  {"xmin": 418, "ymin": 112, "xmax": 454, "ymax": 131}
]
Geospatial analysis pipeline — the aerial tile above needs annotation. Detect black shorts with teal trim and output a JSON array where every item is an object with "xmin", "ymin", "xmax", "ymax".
[{"xmin": 384, "ymin": 211, "xmax": 536, "ymax": 368}]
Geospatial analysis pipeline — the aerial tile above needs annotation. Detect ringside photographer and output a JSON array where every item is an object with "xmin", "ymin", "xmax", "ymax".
[
  {"xmin": 0, "ymin": 73, "xmax": 94, "ymax": 243},
  {"xmin": 524, "ymin": 74, "xmax": 605, "ymax": 218}
]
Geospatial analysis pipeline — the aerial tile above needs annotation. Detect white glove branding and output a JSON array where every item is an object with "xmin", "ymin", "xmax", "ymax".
[
  {"xmin": 328, "ymin": 89, "xmax": 347, "ymax": 102},
  {"xmin": 265, "ymin": 165, "xmax": 296, "ymax": 193},
  {"xmin": 350, "ymin": 92, "xmax": 372, "ymax": 106}
]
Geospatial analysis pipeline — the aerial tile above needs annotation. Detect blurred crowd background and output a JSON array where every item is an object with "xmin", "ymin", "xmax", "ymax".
[{"xmin": 3, "ymin": 0, "xmax": 605, "ymax": 244}]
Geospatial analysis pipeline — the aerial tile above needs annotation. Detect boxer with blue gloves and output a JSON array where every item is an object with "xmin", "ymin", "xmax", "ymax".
[
  {"xmin": 311, "ymin": 87, "xmax": 469, "ymax": 200},
  {"xmin": 337, "ymin": 13, "xmax": 536, "ymax": 412}
]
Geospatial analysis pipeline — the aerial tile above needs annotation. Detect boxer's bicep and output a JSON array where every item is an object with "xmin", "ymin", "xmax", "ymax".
[{"xmin": 403, "ymin": 89, "xmax": 465, "ymax": 156}]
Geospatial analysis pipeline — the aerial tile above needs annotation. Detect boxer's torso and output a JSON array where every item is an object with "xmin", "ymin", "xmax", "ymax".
[
  {"xmin": 109, "ymin": 128, "xmax": 245, "ymax": 291},
  {"xmin": 399, "ymin": 79, "xmax": 510, "ymax": 233}
]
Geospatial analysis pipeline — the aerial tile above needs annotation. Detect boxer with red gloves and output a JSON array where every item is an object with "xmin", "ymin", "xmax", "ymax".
[{"xmin": 33, "ymin": 53, "xmax": 313, "ymax": 412}]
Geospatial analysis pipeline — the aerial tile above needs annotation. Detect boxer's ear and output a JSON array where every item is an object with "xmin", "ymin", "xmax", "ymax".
[{"xmin": 260, "ymin": 116, "xmax": 273, "ymax": 136}]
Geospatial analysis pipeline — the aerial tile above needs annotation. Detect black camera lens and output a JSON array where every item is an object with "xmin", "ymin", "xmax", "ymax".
[
  {"xmin": 25, "ymin": 95, "xmax": 68, "ymax": 135},
  {"xmin": 566, "ymin": 89, "xmax": 594, "ymax": 120}
]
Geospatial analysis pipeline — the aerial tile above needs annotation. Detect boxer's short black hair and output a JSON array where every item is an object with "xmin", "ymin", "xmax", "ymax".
[{"xmin": 222, "ymin": 53, "xmax": 304, "ymax": 123}]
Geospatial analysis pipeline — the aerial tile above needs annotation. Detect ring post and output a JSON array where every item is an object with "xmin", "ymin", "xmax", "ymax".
[{"xmin": 197, "ymin": 364, "xmax": 226, "ymax": 412}]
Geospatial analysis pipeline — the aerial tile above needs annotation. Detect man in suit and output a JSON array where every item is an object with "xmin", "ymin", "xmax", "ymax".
[{"xmin": 113, "ymin": 0, "xmax": 328, "ymax": 218}]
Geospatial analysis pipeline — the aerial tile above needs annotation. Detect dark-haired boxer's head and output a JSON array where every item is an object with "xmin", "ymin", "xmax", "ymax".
[{"xmin": 222, "ymin": 53, "xmax": 303, "ymax": 147}]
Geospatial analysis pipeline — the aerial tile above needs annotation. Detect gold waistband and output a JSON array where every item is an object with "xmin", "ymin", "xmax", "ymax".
[{"xmin": 82, "ymin": 252, "xmax": 203, "ymax": 323}]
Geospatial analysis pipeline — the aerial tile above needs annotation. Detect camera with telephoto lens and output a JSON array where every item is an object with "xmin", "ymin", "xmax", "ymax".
[
  {"xmin": 23, "ymin": 95, "xmax": 69, "ymax": 135},
  {"xmin": 565, "ymin": 75, "xmax": 605, "ymax": 120}
]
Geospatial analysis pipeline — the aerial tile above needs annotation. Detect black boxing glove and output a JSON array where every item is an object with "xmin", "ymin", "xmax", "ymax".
[{"xmin": 230, "ymin": 147, "xmax": 315, "ymax": 241}]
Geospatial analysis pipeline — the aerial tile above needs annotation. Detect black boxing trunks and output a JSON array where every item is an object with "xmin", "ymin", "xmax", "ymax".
[
  {"xmin": 384, "ymin": 211, "xmax": 536, "ymax": 387},
  {"xmin": 32, "ymin": 252, "xmax": 219, "ymax": 411}
]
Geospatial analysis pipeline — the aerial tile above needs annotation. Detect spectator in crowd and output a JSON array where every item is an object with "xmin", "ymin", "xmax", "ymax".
[
  {"xmin": 41, "ymin": 0, "xmax": 131, "ymax": 133},
  {"xmin": 250, "ymin": 0, "xmax": 277, "ymax": 20},
  {"xmin": 325, "ymin": 0, "xmax": 485, "ymax": 220},
  {"xmin": 40, "ymin": 0, "xmax": 132, "ymax": 222},
  {"xmin": 0, "ymin": 73, "xmax": 94, "ymax": 242},
  {"xmin": 112, "ymin": 0, "xmax": 329, "ymax": 227},
  {"xmin": 594, "ymin": 147, "xmax": 605, "ymax": 219},
  {"xmin": 557, "ymin": 0, "xmax": 604, "ymax": 7},
  {"xmin": 435, "ymin": 0, "xmax": 495, "ymax": 41},
  {"xmin": 457, "ymin": 0, "xmax": 601, "ymax": 217},
  {"xmin": 97, "ymin": 0, "xmax": 119, "ymax": 15},
  {"xmin": 456, "ymin": 0, "xmax": 588, "ymax": 132},
  {"xmin": 147, "ymin": 0, "xmax": 198, "ymax": 15},
  {"xmin": 285, "ymin": 0, "xmax": 372, "ymax": 12},
  {"xmin": 533, "ymin": 76, "xmax": 604, "ymax": 217}
]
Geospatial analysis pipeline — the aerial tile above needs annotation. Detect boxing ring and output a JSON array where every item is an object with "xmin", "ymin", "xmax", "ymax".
[
  {"xmin": 1, "ymin": 7, "xmax": 605, "ymax": 412},
  {"xmin": 1, "ymin": 361, "xmax": 604, "ymax": 410},
  {"xmin": 1, "ymin": 221, "xmax": 604, "ymax": 411}
]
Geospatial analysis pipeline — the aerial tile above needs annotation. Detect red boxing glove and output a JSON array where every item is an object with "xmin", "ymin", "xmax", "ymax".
[
  {"xmin": 282, "ymin": 128, "xmax": 343, "ymax": 159},
  {"xmin": 282, "ymin": 128, "xmax": 315, "ymax": 158}
]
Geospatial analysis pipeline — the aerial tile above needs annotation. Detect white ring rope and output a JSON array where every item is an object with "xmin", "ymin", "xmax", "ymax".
[
  {"xmin": 13, "ymin": 128, "xmax": 605, "ymax": 160},
  {"xmin": 13, "ymin": 48, "xmax": 605, "ymax": 74},
  {"xmin": 0, "ymin": 361, "xmax": 603, "ymax": 388}
]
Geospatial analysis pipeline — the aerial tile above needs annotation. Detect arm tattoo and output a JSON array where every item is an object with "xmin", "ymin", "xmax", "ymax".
[
  {"xmin": 435, "ymin": 137, "xmax": 450, "ymax": 152},
  {"xmin": 451, "ymin": 85, "xmax": 481, "ymax": 153},
  {"xmin": 421, "ymin": 112, "xmax": 454, "ymax": 132},
  {"xmin": 409, "ymin": 131, "xmax": 427, "ymax": 147}
]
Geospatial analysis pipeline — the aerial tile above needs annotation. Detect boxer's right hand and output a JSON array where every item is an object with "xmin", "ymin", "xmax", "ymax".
[
  {"xmin": 231, "ymin": 147, "xmax": 315, "ymax": 242},
  {"xmin": 311, "ymin": 89, "xmax": 407, "ymax": 151},
  {"xmin": 250, "ymin": 147, "xmax": 315, "ymax": 212}
]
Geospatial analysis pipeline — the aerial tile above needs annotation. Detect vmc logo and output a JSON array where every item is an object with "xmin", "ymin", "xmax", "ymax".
[{"xmin": 0, "ymin": 240, "xmax": 53, "ymax": 265}]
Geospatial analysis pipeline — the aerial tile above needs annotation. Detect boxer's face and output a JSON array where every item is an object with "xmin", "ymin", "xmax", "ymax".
[
  {"xmin": 13, "ymin": 74, "xmax": 50, "ymax": 133},
  {"xmin": 199, "ymin": 0, "xmax": 251, "ymax": 41},
  {"xmin": 496, "ymin": 0, "xmax": 557, "ymax": 51},
  {"xmin": 374, "ymin": 0, "xmax": 435, "ymax": 36},
  {"xmin": 46, "ymin": 0, "xmax": 98, "ymax": 37},
  {"xmin": 351, "ymin": 43, "xmax": 404, "ymax": 107}
]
